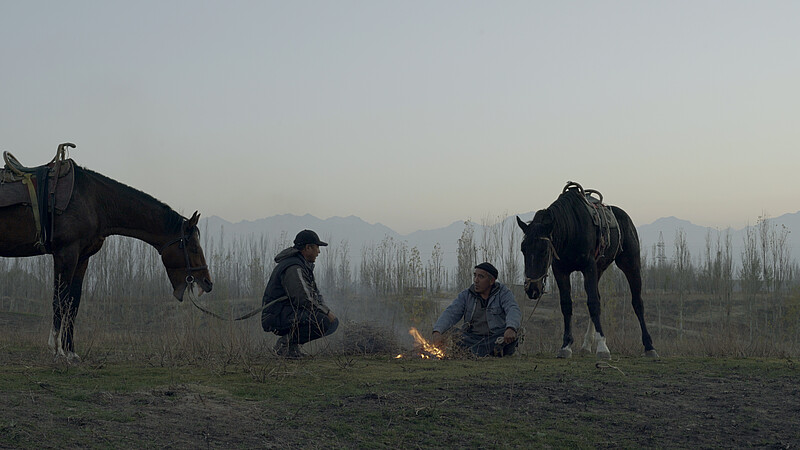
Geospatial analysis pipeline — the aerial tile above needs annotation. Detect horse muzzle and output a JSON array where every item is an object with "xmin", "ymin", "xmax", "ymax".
[
  {"xmin": 198, "ymin": 277, "xmax": 213, "ymax": 294},
  {"xmin": 524, "ymin": 277, "xmax": 543, "ymax": 300},
  {"xmin": 171, "ymin": 275, "xmax": 213, "ymax": 301}
]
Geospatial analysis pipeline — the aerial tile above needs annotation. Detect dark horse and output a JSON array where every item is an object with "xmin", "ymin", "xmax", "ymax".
[
  {"xmin": 0, "ymin": 145, "xmax": 213, "ymax": 362},
  {"xmin": 517, "ymin": 182, "xmax": 657, "ymax": 359}
]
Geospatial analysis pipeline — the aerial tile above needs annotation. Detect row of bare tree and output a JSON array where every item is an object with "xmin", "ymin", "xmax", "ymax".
[{"xmin": 2, "ymin": 215, "xmax": 799, "ymax": 345}]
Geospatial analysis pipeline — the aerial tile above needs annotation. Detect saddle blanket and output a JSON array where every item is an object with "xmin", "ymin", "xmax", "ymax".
[{"xmin": 0, "ymin": 159, "xmax": 75, "ymax": 211}]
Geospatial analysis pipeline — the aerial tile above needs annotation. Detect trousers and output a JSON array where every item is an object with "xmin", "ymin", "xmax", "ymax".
[
  {"xmin": 274, "ymin": 307, "xmax": 339, "ymax": 345},
  {"xmin": 458, "ymin": 329, "xmax": 518, "ymax": 357}
]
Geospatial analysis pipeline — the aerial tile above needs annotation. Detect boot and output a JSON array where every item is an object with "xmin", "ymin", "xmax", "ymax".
[
  {"xmin": 274, "ymin": 335, "xmax": 290, "ymax": 356},
  {"xmin": 274, "ymin": 336, "xmax": 306, "ymax": 359},
  {"xmin": 285, "ymin": 343, "xmax": 307, "ymax": 359}
]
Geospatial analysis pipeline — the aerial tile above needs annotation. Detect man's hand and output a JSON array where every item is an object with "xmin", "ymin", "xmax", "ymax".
[
  {"xmin": 432, "ymin": 331, "xmax": 443, "ymax": 347},
  {"xmin": 327, "ymin": 311, "xmax": 337, "ymax": 322},
  {"xmin": 503, "ymin": 327, "xmax": 517, "ymax": 344}
]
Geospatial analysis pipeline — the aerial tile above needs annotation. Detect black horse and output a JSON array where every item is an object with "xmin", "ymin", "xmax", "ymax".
[
  {"xmin": 1, "ymin": 144, "xmax": 213, "ymax": 363},
  {"xmin": 517, "ymin": 182, "xmax": 657, "ymax": 359}
]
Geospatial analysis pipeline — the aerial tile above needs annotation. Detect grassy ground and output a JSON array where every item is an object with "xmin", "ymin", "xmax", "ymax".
[
  {"xmin": 1, "ymin": 288, "xmax": 799, "ymax": 448},
  {"xmin": 1, "ymin": 348, "xmax": 798, "ymax": 449}
]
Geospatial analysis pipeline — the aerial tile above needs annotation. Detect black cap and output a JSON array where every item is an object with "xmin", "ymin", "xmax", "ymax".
[
  {"xmin": 474, "ymin": 262, "xmax": 498, "ymax": 279},
  {"xmin": 294, "ymin": 229, "xmax": 328, "ymax": 247}
]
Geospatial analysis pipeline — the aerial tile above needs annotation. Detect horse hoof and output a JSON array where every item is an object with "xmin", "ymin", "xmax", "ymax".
[
  {"xmin": 557, "ymin": 348, "xmax": 573, "ymax": 358},
  {"xmin": 597, "ymin": 351, "xmax": 611, "ymax": 360},
  {"xmin": 66, "ymin": 352, "xmax": 82, "ymax": 364},
  {"xmin": 644, "ymin": 350, "xmax": 660, "ymax": 359}
]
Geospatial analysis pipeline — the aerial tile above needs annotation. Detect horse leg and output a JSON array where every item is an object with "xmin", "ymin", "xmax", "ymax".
[
  {"xmin": 553, "ymin": 270, "xmax": 574, "ymax": 358},
  {"xmin": 583, "ymin": 266, "xmax": 610, "ymax": 359},
  {"xmin": 49, "ymin": 272, "xmax": 70, "ymax": 358},
  {"xmin": 61, "ymin": 256, "xmax": 91, "ymax": 363},
  {"xmin": 49, "ymin": 248, "xmax": 80, "ymax": 363},
  {"xmin": 62, "ymin": 241, "xmax": 104, "ymax": 362},
  {"xmin": 616, "ymin": 253, "xmax": 658, "ymax": 357},
  {"xmin": 580, "ymin": 318, "xmax": 595, "ymax": 354},
  {"xmin": 581, "ymin": 266, "xmax": 607, "ymax": 354}
]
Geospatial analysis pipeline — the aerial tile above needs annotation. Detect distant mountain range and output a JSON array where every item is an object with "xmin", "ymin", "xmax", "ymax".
[
  {"xmin": 200, "ymin": 211, "xmax": 800, "ymax": 270},
  {"xmin": 637, "ymin": 214, "xmax": 800, "ymax": 265}
]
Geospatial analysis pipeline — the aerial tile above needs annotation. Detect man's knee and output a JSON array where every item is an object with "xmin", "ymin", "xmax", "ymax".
[
  {"xmin": 324, "ymin": 317, "xmax": 339, "ymax": 336},
  {"xmin": 309, "ymin": 310, "xmax": 338, "ymax": 338},
  {"xmin": 499, "ymin": 339, "xmax": 518, "ymax": 357}
]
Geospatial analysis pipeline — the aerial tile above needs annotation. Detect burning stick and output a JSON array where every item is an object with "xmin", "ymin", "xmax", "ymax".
[{"xmin": 395, "ymin": 327, "xmax": 445, "ymax": 359}]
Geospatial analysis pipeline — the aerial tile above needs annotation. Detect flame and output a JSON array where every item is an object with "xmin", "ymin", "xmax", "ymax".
[
  {"xmin": 409, "ymin": 327, "xmax": 444, "ymax": 358},
  {"xmin": 407, "ymin": 327, "xmax": 445, "ymax": 359},
  {"xmin": 395, "ymin": 328, "xmax": 446, "ymax": 359}
]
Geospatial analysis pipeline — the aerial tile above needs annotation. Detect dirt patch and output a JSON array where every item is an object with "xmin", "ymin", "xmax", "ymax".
[
  {"xmin": 491, "ymin": 369, "xmax": 800, "ymax": 448},
  {"xmin": 2, "ymin": 384, "xmax": 276, "ymax": 448},
  {"xmin": 1, "ymin": 358, "xmax": 798, "ymax": 448}
]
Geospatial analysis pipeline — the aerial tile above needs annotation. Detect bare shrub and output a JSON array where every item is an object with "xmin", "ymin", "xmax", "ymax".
[{"xmin": 337, "ymin": 322, "xmax": 399, "ymax": 355}]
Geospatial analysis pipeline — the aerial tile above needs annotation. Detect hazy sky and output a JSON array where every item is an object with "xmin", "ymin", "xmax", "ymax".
[{"xmin": 2, "ymin": 2, "xmax": 798, "ymax": 234}]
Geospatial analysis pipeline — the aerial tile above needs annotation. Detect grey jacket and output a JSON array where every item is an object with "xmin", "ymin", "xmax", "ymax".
[{"xmin": 433, "ymin": 282, "xmax": 521, "ymax": 336}]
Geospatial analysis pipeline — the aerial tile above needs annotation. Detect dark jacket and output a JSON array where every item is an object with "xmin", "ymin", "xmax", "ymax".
[{"xmin": 261, "ymin": 247, "xmax": 329, "ymax": 332}]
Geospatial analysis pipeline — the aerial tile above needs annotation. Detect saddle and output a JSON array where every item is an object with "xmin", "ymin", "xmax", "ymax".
[
  {"xmin": 563, "ymin": 181, "xmax": 621, "ymax": 261},
  {"xmin": 0, "ymin": 143, "xmax": 77, "ymax": 252},
  {"xmin": 582, "ymin": 190, "xmax": 619, "ymax": 230}
]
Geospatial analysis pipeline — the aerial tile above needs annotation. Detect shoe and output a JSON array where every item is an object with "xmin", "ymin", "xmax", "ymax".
[
  {"xmin": 275, "ymin": 336, "xmax": 306, "ymax": 359},
  {"xmin": 285, "ymin": 344, "xmax": 307, "ymax": 359},
  {"xmin": 274, "ymin": 335, "xmax": 290, "ymax": 355}
]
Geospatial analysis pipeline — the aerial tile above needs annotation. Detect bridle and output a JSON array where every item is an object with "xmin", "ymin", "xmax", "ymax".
[
  {"xmin": 523, "ymin": 236, "xmax": 560, "ymax": 292},
  {"xmin": 159, "ymin": 221, "xmax": 208, "ymax": 284}
]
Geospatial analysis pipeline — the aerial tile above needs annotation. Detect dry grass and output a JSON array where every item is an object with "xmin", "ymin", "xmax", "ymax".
[
  {"xmin": 3, "ymin": 287, "xmax": 798, "ymax": 368},
  {"xmin": 2, "ymin": 233, "xmax": 800, "ymax": 363}
]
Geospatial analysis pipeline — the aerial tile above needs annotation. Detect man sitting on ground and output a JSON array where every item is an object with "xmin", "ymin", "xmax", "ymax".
[{"xmin": 432, "ymin": 262, "xmax": 521, "ymax": 357}]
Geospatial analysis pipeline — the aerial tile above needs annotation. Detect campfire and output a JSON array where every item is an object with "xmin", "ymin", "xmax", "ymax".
[{"xmin": 395, "ymin": 327, "xmax": 445, "ymax": 359}]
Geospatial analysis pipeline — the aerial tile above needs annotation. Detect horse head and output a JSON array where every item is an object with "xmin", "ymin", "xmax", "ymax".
[
  {"xmin": 517, "ymin": 211, "xmax": 558, "ymax": 300},
  {"xmin": 160, "ymin": 211, "xmax": 213, "ymax": 301}
]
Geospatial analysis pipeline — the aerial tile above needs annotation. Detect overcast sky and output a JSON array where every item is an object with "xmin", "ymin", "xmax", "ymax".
[{"xmin": 2, "ymin": 2, "xmax": 798, "ymax": 234}]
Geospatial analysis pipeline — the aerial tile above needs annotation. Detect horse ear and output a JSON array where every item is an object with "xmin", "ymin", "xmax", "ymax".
[
  {"xmin": 516, "ymin": 216, "xmax": 529, "ymax": 233},
  {"xmin": 187, "ymin": 211, "xmax": 200, "ymax": 228}
]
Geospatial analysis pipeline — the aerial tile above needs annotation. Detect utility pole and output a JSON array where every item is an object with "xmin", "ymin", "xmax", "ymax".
[{"xmin": 656, "ymin": 231, "xmax": 666, "ymax": 267}]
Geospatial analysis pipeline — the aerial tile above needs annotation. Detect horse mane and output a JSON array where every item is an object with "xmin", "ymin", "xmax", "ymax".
[
  {"xmin": 544, "ymin": 188, "xmax": 587, "ymax": 249},
  {"xmin": 77, "ymin": 164, "xmax": 185, "ymax": 232}
]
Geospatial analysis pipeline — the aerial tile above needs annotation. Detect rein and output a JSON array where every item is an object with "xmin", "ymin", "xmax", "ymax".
[{"xmin": 186, "ymin": 292, "xmax": 287, "ymax": 322}]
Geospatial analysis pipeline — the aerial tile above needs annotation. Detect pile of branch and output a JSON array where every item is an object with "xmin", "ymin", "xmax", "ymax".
[{"xmin": 338, "ymin": 322, "xmax": 399, "ymax": 355}]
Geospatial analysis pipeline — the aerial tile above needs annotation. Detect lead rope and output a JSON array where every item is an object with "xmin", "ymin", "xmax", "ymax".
[
  {"xmin": 185, "ymin": 286, "xmax": 287, "ymax": 322},
  {"xmin": 525, "ymin": 238, "xmax": 558, "ymax": 323},
  {"xmin": 595, "ymin": 361, "xmax": 626, "ymax": 376},
  {"xmin": 526, "ymin": 295, "xmax": 542, "ymax": 323}
]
